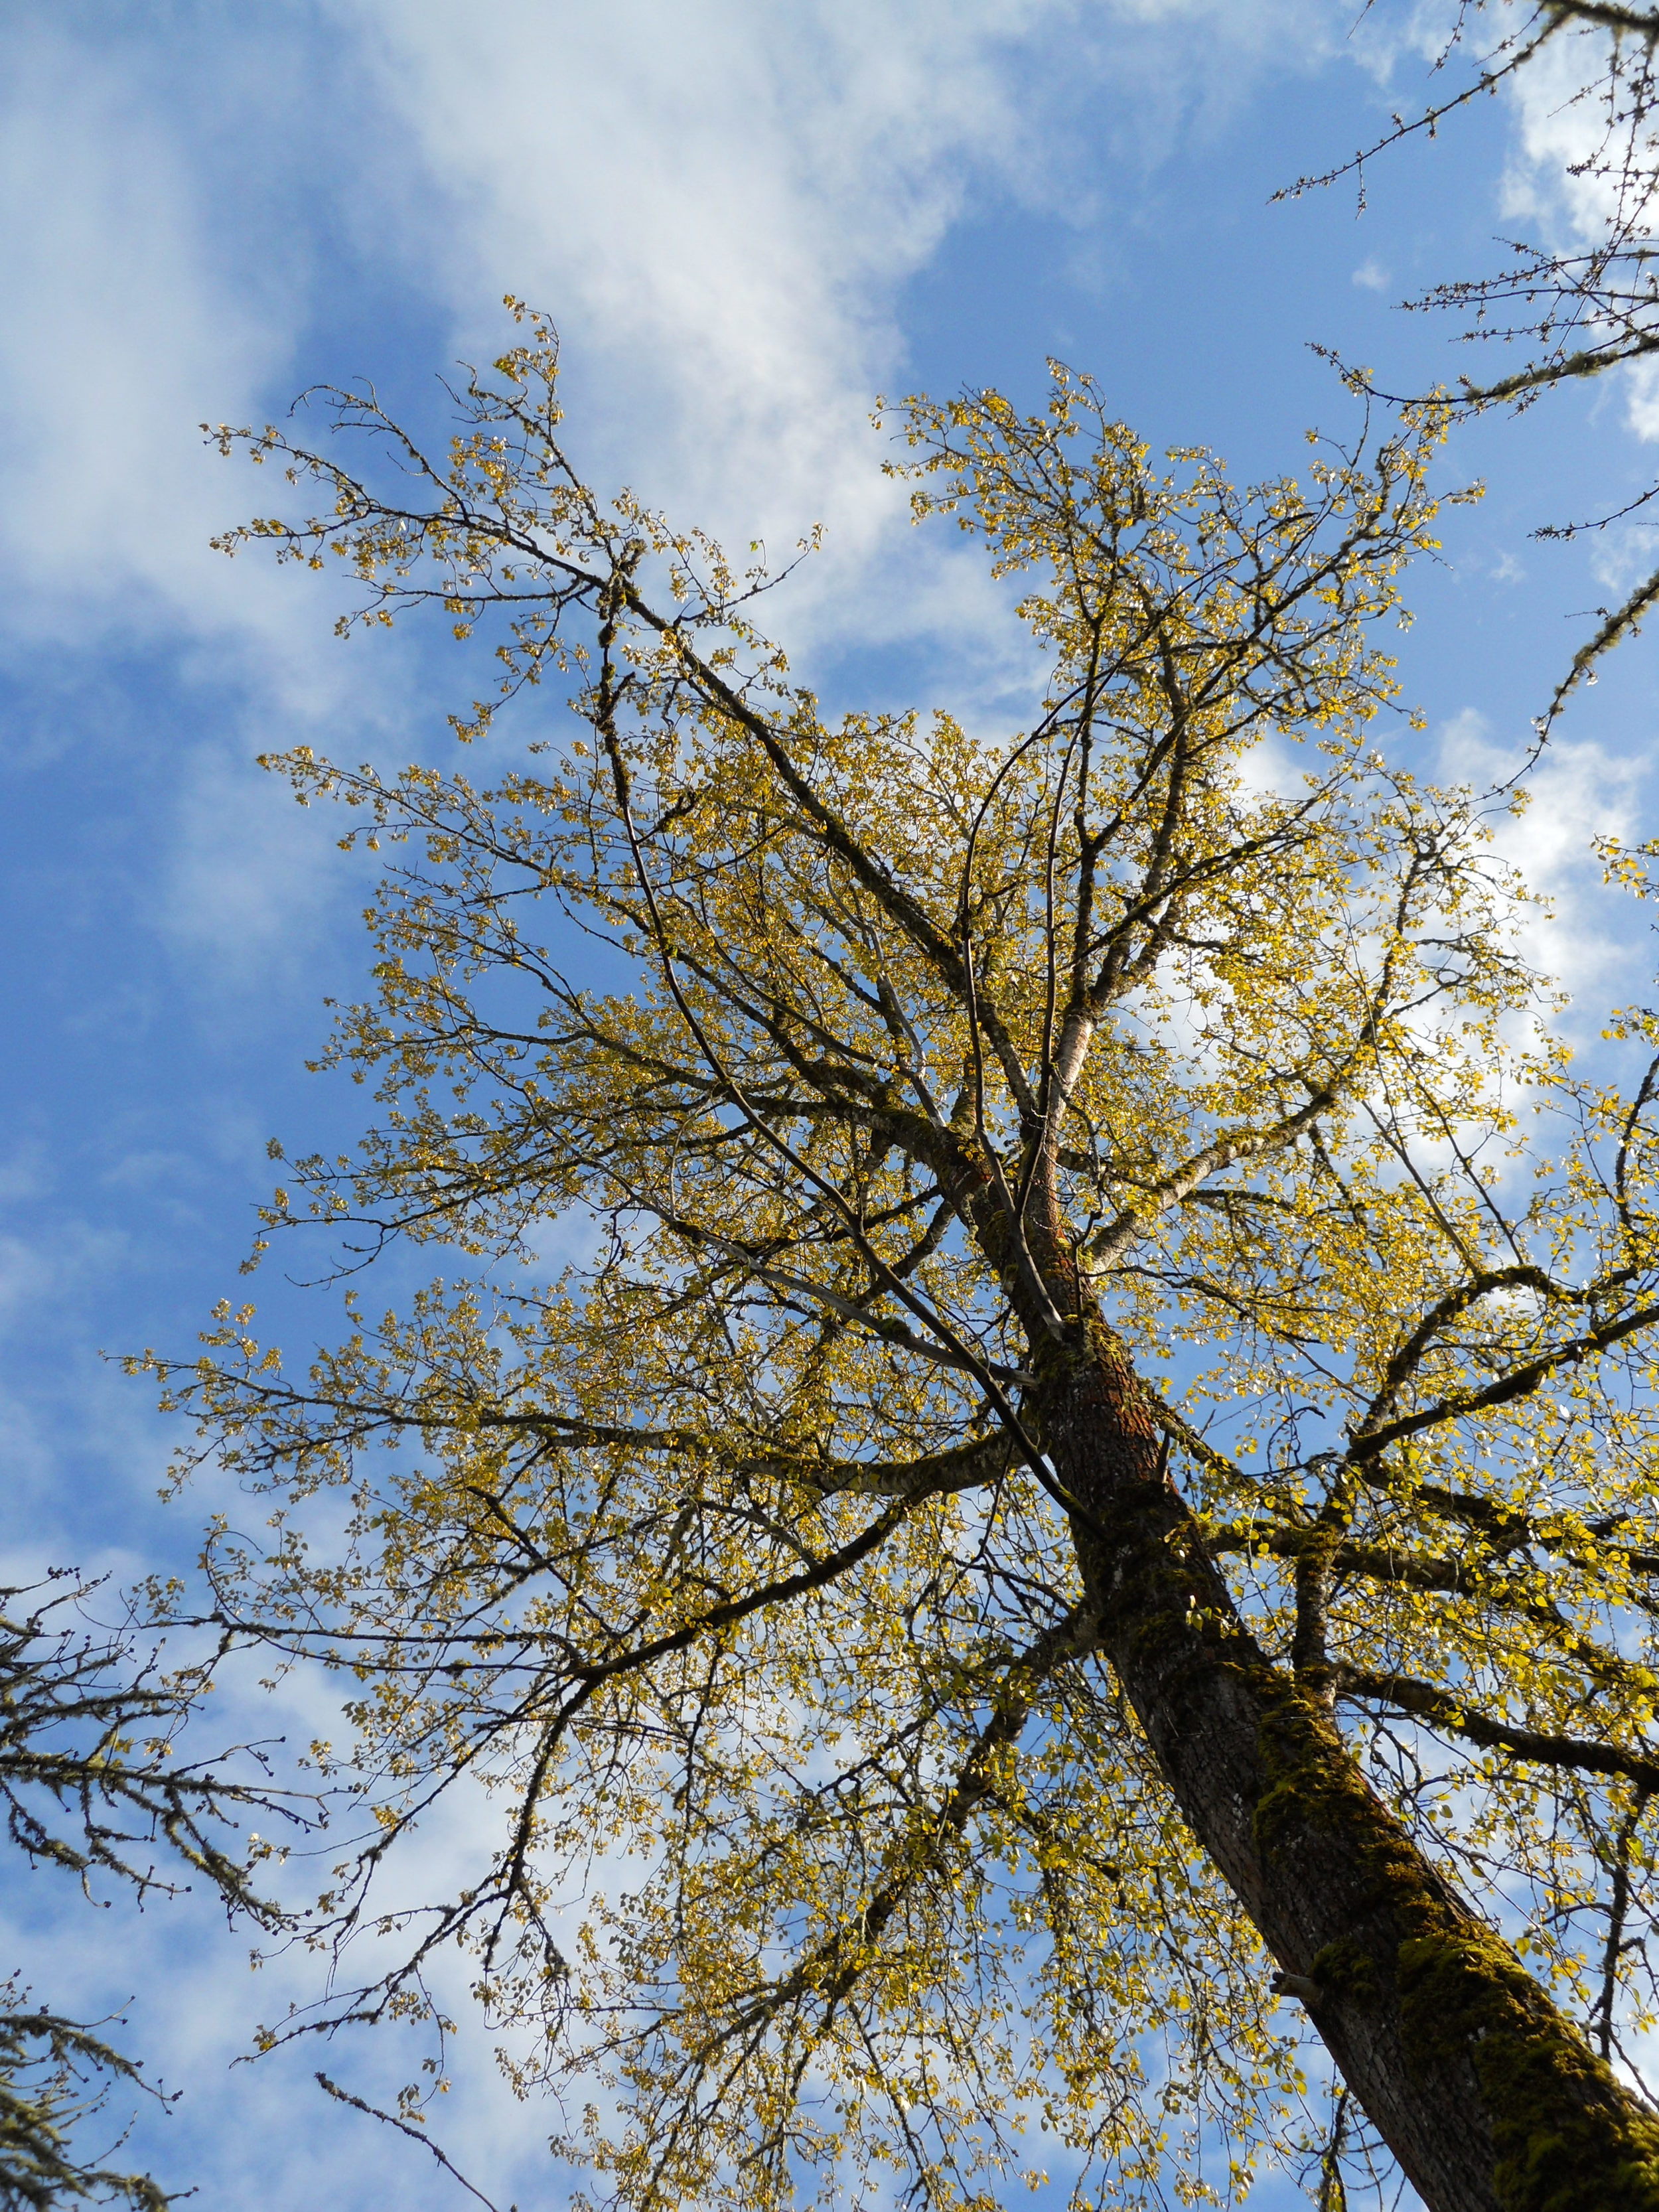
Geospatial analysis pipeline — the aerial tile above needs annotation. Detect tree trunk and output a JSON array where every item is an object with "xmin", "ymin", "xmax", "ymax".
[{"xmin": 1041, "ymin": 1325, "xmax": 1659, "ymax": 2212}]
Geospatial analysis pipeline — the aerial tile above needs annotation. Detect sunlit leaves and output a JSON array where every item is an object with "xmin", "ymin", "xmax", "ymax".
[{"xmin": 155, "ymin": 323, "xmax": 1659, "ymax": 2208}]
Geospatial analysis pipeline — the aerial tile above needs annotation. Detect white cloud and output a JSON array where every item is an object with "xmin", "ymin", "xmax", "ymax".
[
  {"xmin": 0, "ymin": 1, "xmax": 1348, "ymax": 1003},
  {"xmin": 0, "ymin": 21, "xmax": 441, "ymax": 980},
  {"xmin": 0, "ymin": 0, "xmax": 1340, "ymax": 672},
  {"xmin": 0, "ymin": 27, "xmax": 293, "ymax": 640},
  {"xmin": 325, "ymin": 0, "xmax": 1337, "ymax": 649},
  {"xmin": 1438, "ymin": 703, "xmax": 1650, "ymax": 1002},
  {"xmin": 1490, "ymin": 15, "xmax": 1659, "ymax": 451},
  {"xmin": 1628, "ymin": 358, "xmax": 1659, "ymax": 443},
  {"xmin": 1589, "ymin": 520, "xmax": 1659, "ymax": 596},
  {"xmin": 1499, "ymin": 15, "xmax": 1616, "ymax": 244},
  {"xmin": 312, "ymin": 0, "xmax": 1066, "ymax": 692}
]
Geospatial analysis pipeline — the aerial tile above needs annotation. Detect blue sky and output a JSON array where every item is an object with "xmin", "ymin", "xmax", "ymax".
[{"xmin": 3, "ymin": 4, "xmax": 1656, "ymax": 2206}]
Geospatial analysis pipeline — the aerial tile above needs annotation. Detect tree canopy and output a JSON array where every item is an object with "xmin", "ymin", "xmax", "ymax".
[{"xmin": 156, "ymin": 309, "xmax": 1659, "ymax": 2212}]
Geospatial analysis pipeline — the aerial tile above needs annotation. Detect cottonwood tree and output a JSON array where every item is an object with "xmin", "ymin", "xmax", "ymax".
[
  {"xmin": 1287, "ymin": 1, "xmax": 1659, "ymax": 714},
  {"xmin": 162, "ymin": 309, "xmax": 1659, "ymax": 2212},
  {"xmin": 0, "ymin": 1578, "xmax": 299, "ymax": 2208}
]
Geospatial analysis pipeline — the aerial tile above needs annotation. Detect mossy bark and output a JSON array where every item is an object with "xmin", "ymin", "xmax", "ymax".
[{"xmin": 1041, "ymin": 1330, "xmax": 1659, "ymax": 2212}]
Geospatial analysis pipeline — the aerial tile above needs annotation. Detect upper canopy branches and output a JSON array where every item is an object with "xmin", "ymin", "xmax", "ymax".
[{"xmin": 1279, "ymin": 3, "xmax": 1659, "ymax": 715}]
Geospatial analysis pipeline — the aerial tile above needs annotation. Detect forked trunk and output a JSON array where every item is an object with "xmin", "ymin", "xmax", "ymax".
[{"xmin": 1043, "ymin": 1331, "xmax": 1659, "ymax": 2212}]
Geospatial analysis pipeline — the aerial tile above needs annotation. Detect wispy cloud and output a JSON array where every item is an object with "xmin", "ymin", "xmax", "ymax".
[
  {"xmin": 0, "ymin": 3, "xmax": 1340, "ymax": 1019},
  {"xmin": 0, "ymin": 1, "xmax": 1338, "ymax": 688},
  {"xmin": 1438, "ymin": 703, "xmax": 1652, "ymax": 1006},
  {"xmin": 329, "ymin": 0, "xmax": 1338, "ymax": 666},
  {"xmin": 0, "ymin": 28, "xmax": 295, "ymax": 640}
]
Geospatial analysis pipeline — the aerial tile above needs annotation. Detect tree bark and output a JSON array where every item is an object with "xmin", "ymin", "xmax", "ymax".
[{"xmin": 1043, "ymin": 1323, "xmax": 1659, "ymax": 2212}]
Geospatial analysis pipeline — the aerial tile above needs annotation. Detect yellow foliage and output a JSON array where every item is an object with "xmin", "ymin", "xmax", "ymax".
[{"xmin": 155, "ymin": 317, "xmax": 1659, "ymax": 2211}]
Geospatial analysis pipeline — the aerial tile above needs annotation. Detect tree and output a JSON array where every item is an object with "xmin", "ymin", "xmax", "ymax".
[
  {"xmin": 166, "ymin": 306, "xmax": 1659, "ymax": 2212},
  {"xmin": 0, "ymin": 1577, "xmax": 300, "ymax": 2207},
  {"xmin": 1284, "ymin": 1, "xmax": 1659, "ymax": 719}
]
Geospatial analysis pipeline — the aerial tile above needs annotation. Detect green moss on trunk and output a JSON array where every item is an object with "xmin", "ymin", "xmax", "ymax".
[
  {"xmin": 1250, "ymin": 1681, "xmax": 1659, "ymax": 2209},
  {"xmin": 1396, "ymin": 1929, "xmax": 1659, "ymax": 2212}
]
